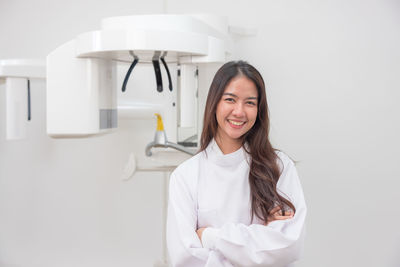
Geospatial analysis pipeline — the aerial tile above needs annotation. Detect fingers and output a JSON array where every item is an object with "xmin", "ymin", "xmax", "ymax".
[
  {"xmin": 281, "ymin": 211, "xmax": 294, "ymax": 217},
  {"xmin": 264, "ymin": 214, "xmax": 294, "ymax": 225},
  {"xmin": 265, "ymin": 206, "xmax": 296, "ymax": 226},
  {"xmin": 196, "ymin": 227, "xmax": 206, "ymax": 241},
  {"xmin": 266, "ymin": 208, "xmax": 295, "ymax": 225},
  {"xmin": 275, "ymin": 210, "xmax": 294, "ymax": 218},
  {"xmin": 270, "ymin": 206, "xmax": 295, "ymax": 217},
  {"xmin": 269, "ymin": 206, "xmax": 281, "ymax": 215},
  {"xmin": 273, "ymin": 214, "xmax": 294, "ymax": 220}
]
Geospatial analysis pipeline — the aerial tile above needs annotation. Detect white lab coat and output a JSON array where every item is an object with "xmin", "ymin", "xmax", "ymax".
[{"xmin": 166, "ymin": 139, "xmax": 307, "ymax": 267}]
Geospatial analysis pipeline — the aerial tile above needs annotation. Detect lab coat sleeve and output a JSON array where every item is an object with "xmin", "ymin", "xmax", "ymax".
[
  {"xmin": 201, "ymin": 158, "xmax": 307, "ymax": 267},
  {"xmin": 167, "ymin": 170, "xmax": 232, "ymax": 267}
]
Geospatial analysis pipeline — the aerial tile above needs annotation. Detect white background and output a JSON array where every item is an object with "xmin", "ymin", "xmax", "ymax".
[{"xmin": 1, "ymin": 0, "xmax": 400, "ymax": 266}]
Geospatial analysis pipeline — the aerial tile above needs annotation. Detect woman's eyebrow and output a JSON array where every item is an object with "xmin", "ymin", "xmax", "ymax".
[
  {"xmin": 222, "ymin": 93, "xmax": 237, "ymax": 97},
  {"xmin": 222, "ymin": 93, "xmax": 258, "ymax": 100}
]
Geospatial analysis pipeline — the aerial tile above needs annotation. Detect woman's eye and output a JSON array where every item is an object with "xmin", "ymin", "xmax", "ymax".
[
  {"xmin": 225, "ymin": 98, "xmax": 235, "ymax": 102},
  {"xmin": 247, "ymin": 101, "xmax": 256, "ymax": 106}
]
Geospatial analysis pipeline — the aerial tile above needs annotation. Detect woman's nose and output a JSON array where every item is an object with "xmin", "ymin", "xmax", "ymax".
[{"xmin": 232, "ymin": 103, "xmax": 245, "ymax": 117}]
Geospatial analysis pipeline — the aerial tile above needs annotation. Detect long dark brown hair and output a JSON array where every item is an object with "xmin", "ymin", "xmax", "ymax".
[{"xmin": 200, "ymin": 60, "xmax": 295, "ymax": 223}]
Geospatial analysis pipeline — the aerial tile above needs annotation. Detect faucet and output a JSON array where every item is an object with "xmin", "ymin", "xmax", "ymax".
[{"xmin": 145, "ymin": 114, "xmax": 196, "ymax": 157}]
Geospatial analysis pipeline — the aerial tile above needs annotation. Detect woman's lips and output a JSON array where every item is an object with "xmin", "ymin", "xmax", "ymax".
[{"xmin": 227, "ymin": 119, "xmax": 246, "ymax": 129}]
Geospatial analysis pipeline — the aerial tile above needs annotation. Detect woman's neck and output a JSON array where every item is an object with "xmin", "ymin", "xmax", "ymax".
[{"xmin": 215, "ymin": 135, "xmax": 242, "ymax": 154}]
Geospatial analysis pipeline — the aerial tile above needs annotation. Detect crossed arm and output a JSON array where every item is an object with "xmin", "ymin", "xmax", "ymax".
[
  {"xmin": 196, "ymin": 206, "xmax": 294, "ymax": 240},
  {"xmin": 166, "ymin": 160, "xmax": 306, "ymax": 267}
]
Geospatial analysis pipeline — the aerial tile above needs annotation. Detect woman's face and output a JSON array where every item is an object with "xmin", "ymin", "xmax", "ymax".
[{"xmin": 216, "ymin": 76, "xmax": 258, "ymax": 145}]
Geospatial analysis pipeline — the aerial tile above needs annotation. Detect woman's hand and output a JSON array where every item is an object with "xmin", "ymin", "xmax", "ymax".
[
  {"xmin": 196, "ymin": 227, "xmax": 206, "ymax": 241},
  {"xmin": 265, "ymin": 206, "xmax": 294, "ymax": 226}
]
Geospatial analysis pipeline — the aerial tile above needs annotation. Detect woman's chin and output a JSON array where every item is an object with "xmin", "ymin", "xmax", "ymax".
[{"xmin": 226, "ymin": 132, "xmax": 246, "ymax": 141}]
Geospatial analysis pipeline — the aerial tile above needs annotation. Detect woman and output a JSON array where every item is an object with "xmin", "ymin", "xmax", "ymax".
[{"xmin": 167, "ymin": 61, "xmax": 307, "ymax": 267}]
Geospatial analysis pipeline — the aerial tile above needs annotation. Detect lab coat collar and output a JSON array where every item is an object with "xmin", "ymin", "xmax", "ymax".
[{"xmin": 205, "ymin": 139, "xmax": 247, "ymax": 166}]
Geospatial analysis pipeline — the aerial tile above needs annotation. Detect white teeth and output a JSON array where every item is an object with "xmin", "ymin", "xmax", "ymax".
[{"xmin": 229, "ymin": 120, "xmax": 244, "ymax": 126}]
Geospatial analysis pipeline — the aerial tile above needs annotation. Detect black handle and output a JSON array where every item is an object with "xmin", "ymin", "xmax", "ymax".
[
  {"xmin": 152, "ymin": 59, "xmax": 163, "ymax": 92},
  {"xmin": 122, "ymin": 58, "xmax": 139, "ymax": 92},
  {"xmin": 160, "ymin": 57, "xmax": 173, "ymax": 91}
]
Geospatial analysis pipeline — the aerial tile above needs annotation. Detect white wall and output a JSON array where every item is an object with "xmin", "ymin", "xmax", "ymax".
[
  {"xmin": 0, "ymin": 1, "xmax": 168, "ymax": 267},
  {"xmin": 1, "ymin": 0, "xmax": 400, "ymax": 267}
]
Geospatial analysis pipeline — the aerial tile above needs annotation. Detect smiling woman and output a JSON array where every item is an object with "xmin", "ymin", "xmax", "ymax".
[
  {"xmin": 215, "ymin": 76, "xmax": 259, "ymax": 153},
  {"xmin": 166, "ymin": 61, "xmax": 307, "ymax": 267}
]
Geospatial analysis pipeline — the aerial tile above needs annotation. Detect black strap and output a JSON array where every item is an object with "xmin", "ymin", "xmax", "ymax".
[
  {"xmin": 122, "ymin": 58, "xmax": 139, "ymax": 92},
  {"xmin": 160, "ymin": 57, "xmax": 173, "ymax": 91},
  {"xmin": 152, "ymin": 59, "xmax": 163, "ymax": 92}
]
